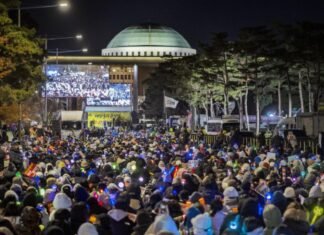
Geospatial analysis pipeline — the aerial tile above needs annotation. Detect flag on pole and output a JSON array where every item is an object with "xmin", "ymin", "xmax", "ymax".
[{"xmin": 164, "ymin": 96, "xmax": 179, "ymax": 109}]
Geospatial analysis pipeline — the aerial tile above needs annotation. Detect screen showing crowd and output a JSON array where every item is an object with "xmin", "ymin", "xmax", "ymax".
[{"xmin": 86, "ymin": 84, "xmax": 131, "ymax": 107}]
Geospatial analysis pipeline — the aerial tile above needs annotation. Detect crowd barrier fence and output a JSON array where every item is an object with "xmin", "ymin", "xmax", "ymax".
[{"xmin": 190, "ymin": 134, "xmax": 318, "ymax": 153}]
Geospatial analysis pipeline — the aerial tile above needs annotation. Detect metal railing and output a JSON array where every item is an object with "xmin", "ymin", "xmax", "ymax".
[{"xmin": 190, "ymin": 134, "xmax": 318, "ymax": 153}]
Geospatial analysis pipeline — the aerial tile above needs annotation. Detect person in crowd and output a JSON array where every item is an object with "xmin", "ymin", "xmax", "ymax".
[{"xmin": 0, "ymin": 122, "xmax": 321, "ymax": 235}]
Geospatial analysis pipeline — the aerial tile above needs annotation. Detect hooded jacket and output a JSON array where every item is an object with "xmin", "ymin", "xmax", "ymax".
[
  {"xmin": 263, "ymin": 204, "xmax": 282, "ymax": 235},
  {"xmin": 144, "ymin": 214, "xmax": 180, "ymax": 235},
  {"xmin": 273, "ymin": 219, "xmax": 309, "ymax": 235},
  {"xmin": 108, "ymin": 209, "xmax": 135, "ymax": 235}
]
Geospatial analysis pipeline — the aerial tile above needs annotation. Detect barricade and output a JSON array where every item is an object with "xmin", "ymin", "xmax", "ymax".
[{"xmin": 191, "ymin": 134, "xmax": 317, "ymax": 153}]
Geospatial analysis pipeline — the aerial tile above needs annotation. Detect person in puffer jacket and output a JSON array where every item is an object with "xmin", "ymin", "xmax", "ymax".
[{"xmin": 273, "ymin": 202, "xmax": 310, "ymax": 235}]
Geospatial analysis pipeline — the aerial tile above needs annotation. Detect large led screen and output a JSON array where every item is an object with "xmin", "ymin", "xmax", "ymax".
[
  {"xmin": 43, "ymin": 64, "xmax": 110, "ymax": 98},
  {"xmin": 86, "ymin": 84, "xmax": 131, "ymax": 106}
]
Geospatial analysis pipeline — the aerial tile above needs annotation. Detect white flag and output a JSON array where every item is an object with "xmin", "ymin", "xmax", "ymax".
[{"xmin": 164, "ymin": 96, "xmax": 179, "ymax": 109}]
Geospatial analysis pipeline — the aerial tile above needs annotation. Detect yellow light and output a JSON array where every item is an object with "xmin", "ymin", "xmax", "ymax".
[{"xmin": 59, "ymin": 2, "xmax": 69, "ymax": 7}]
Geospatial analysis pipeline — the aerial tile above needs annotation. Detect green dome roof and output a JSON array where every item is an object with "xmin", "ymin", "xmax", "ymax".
[{"xmin": 107, "ymin": 23, "xmax": 192, "ymax": 49}]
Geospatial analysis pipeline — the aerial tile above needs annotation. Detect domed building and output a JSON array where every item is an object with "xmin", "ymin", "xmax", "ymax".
[
  {"xmin": 102, "ymin": 23, "xmax": 196, "ymax": 57},
  {"xmin": 46, "ymin": 24, "xmax": 196, "ymax": 127}
]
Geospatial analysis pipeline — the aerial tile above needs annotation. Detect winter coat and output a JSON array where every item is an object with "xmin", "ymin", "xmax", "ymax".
[
  {"xmin": 273, "ymin": 219, "xmax": 310, "ymax": 235},
  {"xmin": 211, "ymin": 209, "xmax": 227, "ymax": 235},
  {"xmin": 108, "ymin": 209, "xmax": 135, "ymax": 235},
  {"xmin": 144, "ymin": 214, "xmax": 180, "ymax": 235},
  {"xmin": 263, "ymin": 204, "xmax": 282, "ymax": 235}
]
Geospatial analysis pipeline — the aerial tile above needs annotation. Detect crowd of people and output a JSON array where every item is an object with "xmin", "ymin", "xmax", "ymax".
[
  {"xmin": 0, "ymin": 124, "xmax": 323, "ymax": 235},
  {"xmin": 44, "ymin": 65, "xmax": 131, "ymax": 100}
]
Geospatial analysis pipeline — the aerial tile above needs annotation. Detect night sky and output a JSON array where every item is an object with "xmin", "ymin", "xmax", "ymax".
[{"xmin": 22, "ymin": 0, "xmax": 324, "ymax": 55}]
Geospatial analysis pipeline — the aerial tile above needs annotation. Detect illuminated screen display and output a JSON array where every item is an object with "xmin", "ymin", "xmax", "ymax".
[
  {"xmin": 43, "ymin": 64, "xmax": 111, "ymax": 98},
  {"xmin": 86, "ymin": 84, "xmax": 131, "ymax": 106}
]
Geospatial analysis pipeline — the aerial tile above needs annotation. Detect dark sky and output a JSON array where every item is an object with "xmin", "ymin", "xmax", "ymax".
[{"xmin": 22, "ymin": 0, "xmax": 324, "ymax": 55}]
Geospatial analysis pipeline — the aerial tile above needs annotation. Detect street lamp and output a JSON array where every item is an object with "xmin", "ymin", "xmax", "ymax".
[
  {"xmin": 48, "ymin": 47, "xmax": 88, "ymax": 63},
  {"xmin": 44, "ymin": 34, "xmax": 83, "ymax": 50},
  {"xmin": 10, "ymin": 1, "xmax": 69, "ymax": 140},
  {"xmin": 11, "ymin": 2, "xmax": 70, "ymax": 27}
]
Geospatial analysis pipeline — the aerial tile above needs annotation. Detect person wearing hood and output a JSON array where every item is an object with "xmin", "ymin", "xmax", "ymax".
[
  {"xmin": 223, "ymin": 186, "xmax": 239, "ymax": 213},
  {"xmin": 271, "ymin": 191, "xmax": 287, "ymax": 214},
  {"xmin": 108, "ymin": 196, "xmax": 135, "ymax": 235},
  {"xmin": 77, "ymin": 222, "xmax": 99, "ymax": 235},
  {"xmin": 188, "ymin": 212, "xmax": 212, "ymax": 235},
  {"xmin": 273, "ymin": 202, "xmax": 310, "ymax": 235},
  {"xmin": 220, "ymin": 197, "xmax": 260, "ymax": 235},
  {"xmin": 263, "ymin": 204, "xmax": 282, "ymax": 235},
  {"xmin": 144, "ymin": 202, "xmax": 179, "ymax": 235},
  {"xmin": 49, "ymin": 192, "xmax": 72, "ymax": 221}
]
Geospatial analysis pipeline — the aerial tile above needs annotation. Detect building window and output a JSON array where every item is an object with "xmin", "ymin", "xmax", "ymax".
[
  {"xmin": 138, "ymin": 51, "xmax": 141, "ymax": 56},
  {"xmin": 144, "ymin": 51, "xmax": 147, "ymax": 56},
  {"xmin": 132, "ymin": 52, "xmax": 135, "ymax": 56},
  {"xmin": 120, "ymin": 52, "xmax": 123, "ymax": 56},
  {"xmin": 163, "ymin": 52, "xmax": 166, "ymax": 56},
  {"xmin": 174, "ymin": 52, "xmax": 177, "ymax": 56},
  {"xmin": 157, "ymin": 51, "xmax": 160, "ymax": 56},
  {"xmin": 151, "ymin": 51, "xmax": 154, "ymax": 56},
  {"xmin": 179, "ymin": 52, "xmax": 182, "ymax": 56},
  {"xmin": 126, "ymin": 52, "xmax": 128, "ymax": 56}
]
